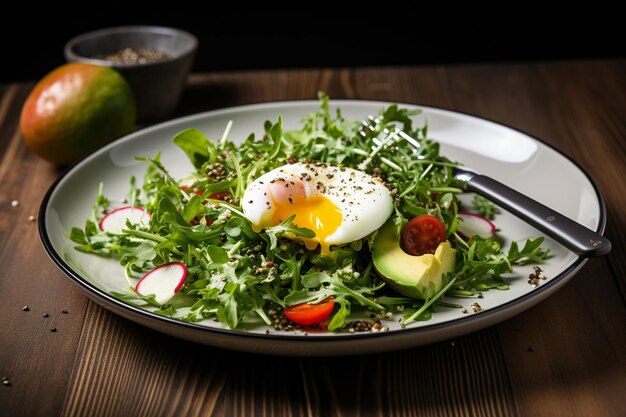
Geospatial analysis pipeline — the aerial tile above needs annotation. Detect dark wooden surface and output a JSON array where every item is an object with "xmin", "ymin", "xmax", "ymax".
[{"xmin": 1, "ymin": 61, "xmax": 625, "ymax": 417}]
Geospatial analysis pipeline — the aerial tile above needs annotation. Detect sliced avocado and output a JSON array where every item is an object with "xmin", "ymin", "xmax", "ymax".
[{"xmin": 372, "ymin": 218, "xmax": 456, "ymax": 299}]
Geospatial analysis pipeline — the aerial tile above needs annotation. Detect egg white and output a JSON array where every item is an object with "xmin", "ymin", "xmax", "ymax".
[{"xmin": 242, "ymin": 162, "xmax": 394, "ymax": 248}]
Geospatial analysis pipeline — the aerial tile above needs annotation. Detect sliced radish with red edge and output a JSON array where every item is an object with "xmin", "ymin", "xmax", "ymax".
[
  {"xmin": 457, "ymin": 211, "xmax": 496, "ymax": 239},
  {"xmin": 135, "ymin": 262, "xmax": 188, "ymax": 305},
  {"xmin": 99, "ymin": 206, "xmax": 151, "ymax": 233}
]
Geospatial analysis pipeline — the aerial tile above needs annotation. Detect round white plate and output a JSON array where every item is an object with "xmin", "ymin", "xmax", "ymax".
[{"xmin": 39, "ymin": 100, "xmax": 606, "ymax": 355}]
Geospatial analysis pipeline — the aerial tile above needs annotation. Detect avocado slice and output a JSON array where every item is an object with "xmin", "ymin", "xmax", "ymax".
[{"xmin": 372, "ymin": 218, "xmax": 456, "ymax": 299}]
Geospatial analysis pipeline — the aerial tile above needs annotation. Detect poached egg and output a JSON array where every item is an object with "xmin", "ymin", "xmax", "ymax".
[{"xmin": 242, "ymin": 162, "xmax": 394, "ymax": 254}]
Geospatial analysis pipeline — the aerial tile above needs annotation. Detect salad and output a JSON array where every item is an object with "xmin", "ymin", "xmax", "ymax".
[{"xmin": 70, "ymin": 93, "xmax": 549, "ymax": 332}]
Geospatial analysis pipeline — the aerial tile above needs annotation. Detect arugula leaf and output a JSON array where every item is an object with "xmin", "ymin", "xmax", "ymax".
[
  {"xmin": 173, "ymin": 128, "xmax": 217, "ymax": 169},
  {"xmin": 471, "ymin": 195, "xmax": 500, "ymax": 220},
  {"xmin": 181, "ymin": 194, "xmax": 203, "ymax": 224},
  {"xmin": 264, "ymin": 214, "xmax": 315, "ymax": 252},
  {"xmin": 328, "ymin": 297, "xmax": 350, "ymax": 331}
]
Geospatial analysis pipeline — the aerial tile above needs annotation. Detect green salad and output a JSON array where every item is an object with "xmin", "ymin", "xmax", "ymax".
[{"xmin": 70, "ymin": 93, "xmax": 549, "ymax": 332}]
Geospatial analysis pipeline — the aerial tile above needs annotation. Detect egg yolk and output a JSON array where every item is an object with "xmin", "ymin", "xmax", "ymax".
[{"xmin": 268, "ymin": 178, "xmax": 342, "ymax": 255}]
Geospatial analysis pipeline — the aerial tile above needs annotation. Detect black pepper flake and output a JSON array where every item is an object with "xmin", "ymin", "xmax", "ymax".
[
  {"xmin": 288, "ymin": 197, "xmax": 293, "ymax": 204},
  {"xmin": 22, "ymin": 305, "xmax": 29, "ymax": 312},
  {"xmin": 248, "ymin": 200, "xmax": 253, "ymax": 204}
]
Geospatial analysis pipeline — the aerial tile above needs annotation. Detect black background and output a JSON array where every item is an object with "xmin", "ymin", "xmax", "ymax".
[{"xmin": 0, "ymin": 13, "xmax": 623, "ymax": 83}]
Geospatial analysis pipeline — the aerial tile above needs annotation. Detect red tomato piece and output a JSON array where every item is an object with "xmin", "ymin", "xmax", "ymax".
[
  {"xmin": 401, "ymin": 214, "xmax": 446, "ymax": 256},
  {"xmin": 207, "ymin": 192, "xmax": 232, "ymax": 201},
  {"xmin": 284, "ymin": 297, "xmax": 335, "ymax": 326}
]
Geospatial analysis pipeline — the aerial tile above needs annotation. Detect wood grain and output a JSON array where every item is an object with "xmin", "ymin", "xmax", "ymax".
[
  {"xmin": 0, "ymin": 84, "xmax": 89, "ymax": 417},
  {"xmin": 0, "ymin": 60, "xmax": 624, "ymax": 417}
]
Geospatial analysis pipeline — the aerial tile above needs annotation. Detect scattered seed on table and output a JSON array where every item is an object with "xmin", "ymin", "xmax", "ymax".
[
  {"xmin": 528, "ymin": 345, "xmax": 536, "ymax": 352},
  {"xmin": 50, "ymin": 327, "xmax": 57, "ymax": 332},
  {"xmin": 11, "ymin": 200, "xmax": 19, "ymax": 207},
  {"xmin": 28, "ymin": 215, "xmax": 36, "ymax": 222},
  {"xmin": 61, "ymin": 310, "xmax": 68, "ymax": 314},
  {"xmin": 2, "ymin": 377, "xmax": 11, "ymax": 386},
  {"xmin": 22, "ymin": 305, "xmax": 30, "ymax": 312},
  {"xmin": 43, "ymin": 313, "xmax": 49, "ymax": 318}
]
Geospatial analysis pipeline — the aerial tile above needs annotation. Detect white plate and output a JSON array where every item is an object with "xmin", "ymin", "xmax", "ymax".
[{"xmin": 39, "ymin": 100, "xmax": 606, "ymax": 355}]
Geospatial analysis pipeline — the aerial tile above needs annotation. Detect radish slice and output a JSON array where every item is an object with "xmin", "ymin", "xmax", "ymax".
[
  {"xmin": 99, "ymin": 206, "xmax": 151, "ymax": 233},
  {"xmin": 457, "ymin": 211, "xmax": 496, "ymax": 238},
  {"xmin": 135, "ymin": 262, "xmax": 188, "ymax": 305}
]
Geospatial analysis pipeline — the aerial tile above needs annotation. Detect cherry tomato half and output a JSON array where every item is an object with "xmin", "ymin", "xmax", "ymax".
[
  {"xmin": 284, "ymin": 297, "xmax": 335, "ymax": 326},
  {"xmin": 401, "ymin": 214, "xmax": 446, "ymax": 256}
]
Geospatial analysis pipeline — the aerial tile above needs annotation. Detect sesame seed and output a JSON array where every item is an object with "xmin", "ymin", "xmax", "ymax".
[{"xmin": 11, "ymin": 200, "xmax": 19, "ymax": 207}]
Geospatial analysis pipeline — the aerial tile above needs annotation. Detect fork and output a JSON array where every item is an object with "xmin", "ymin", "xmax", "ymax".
[{"xmin": 360, "ymin": 115, "xmax": 612, "ymax": 258}]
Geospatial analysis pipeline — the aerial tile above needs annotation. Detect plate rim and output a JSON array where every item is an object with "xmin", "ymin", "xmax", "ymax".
[{"xmin": 38, "ymin": 98, "xmax": 607, "ymax": 344}]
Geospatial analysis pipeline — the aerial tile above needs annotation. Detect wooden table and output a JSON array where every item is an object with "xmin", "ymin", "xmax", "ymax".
[{"xmin": 1, "ymin": 60, "xmax": 625, "ymax": 417}]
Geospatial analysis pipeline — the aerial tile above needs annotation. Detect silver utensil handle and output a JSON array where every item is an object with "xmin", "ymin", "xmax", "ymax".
[{"xmin": 466, "ymin": 174, "xmax": 611, "ymax": 257}]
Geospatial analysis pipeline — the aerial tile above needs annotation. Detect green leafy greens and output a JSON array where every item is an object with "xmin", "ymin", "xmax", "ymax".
[{"xmin": 70, "ymin": 93, "xmax": 549, "ymax": 331}]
